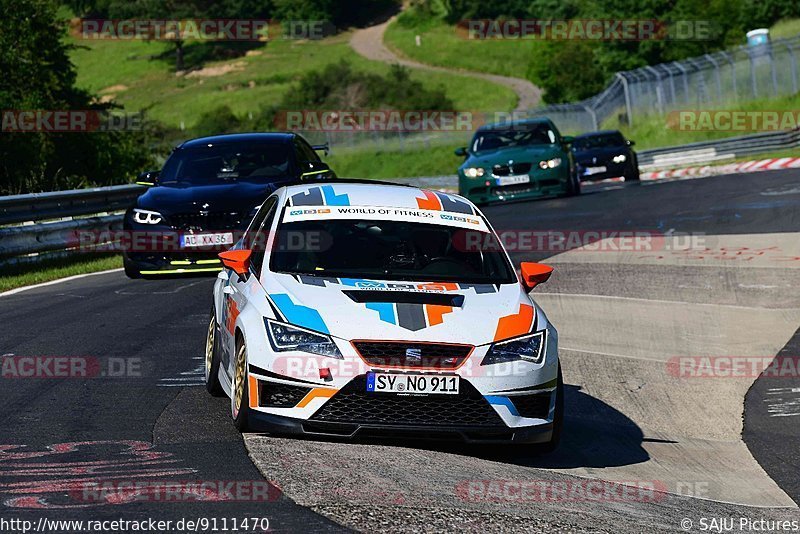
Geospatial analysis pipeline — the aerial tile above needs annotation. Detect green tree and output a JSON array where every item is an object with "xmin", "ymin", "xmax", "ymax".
[{"xmin": 0, "ymin": 0, "xmax": 155, "ymax": 194}]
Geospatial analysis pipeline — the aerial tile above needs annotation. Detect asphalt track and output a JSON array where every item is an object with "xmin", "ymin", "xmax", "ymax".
[{"xmin": 1, "ymin": 169, "xmax": 799, "ymax": 532}]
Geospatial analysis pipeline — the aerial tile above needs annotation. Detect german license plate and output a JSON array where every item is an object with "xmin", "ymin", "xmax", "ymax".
[
  {"xmin": 180, "ymin": 232, "xmax": 234, "ymax": 248},
  {"xmin": 496, "ymin": 174, "xmax": 530, "ymax": 186},
  {"xmin": 584, "ymin": 166, "xmax": 607, "ymax": 175},
  {"xmin": 366, "ymin": 372, "xmax": 459, "ymax": 395}
]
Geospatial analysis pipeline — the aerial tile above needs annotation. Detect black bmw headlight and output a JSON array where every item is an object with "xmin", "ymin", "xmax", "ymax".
[{"xmin": 481, "ymin": 330, "xmax": 547, "ymax": 366}]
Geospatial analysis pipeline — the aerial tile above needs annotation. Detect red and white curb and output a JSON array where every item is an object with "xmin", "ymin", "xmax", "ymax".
[{"xmin": 640, "ymin": 157, "xmax": 800, "ymax": 181}]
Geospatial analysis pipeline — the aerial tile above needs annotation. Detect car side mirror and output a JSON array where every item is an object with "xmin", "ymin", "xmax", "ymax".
[
  {"xmin": 627, "ymin": 140, "xmax": 635, "ymax": 146},
  {"xmin": 299, "ymin": 161, "xmax": 333, "ymax": 179},
  {"xmin": 136, "ymin": 170, "xmax": 160, "ymax": 186},
  {"xmin": 520, "ymin": 262, "xmax": 553, "ymax": 291},
  {"xmin": 561, "ymin": 136, "xmax": 575, "ymax": 144},
  {"xmin": 454, "ymin": 147, "xmax": 468, "ymax": 157},
  {"xmin": 220, "ymin": 249, "xmax": 252, "ymax": 281}
]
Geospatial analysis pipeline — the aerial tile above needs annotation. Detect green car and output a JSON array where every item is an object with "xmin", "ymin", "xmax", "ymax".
[{"xmin": 456, "ymin": 118, "xmax": 580, "ymax": 204}]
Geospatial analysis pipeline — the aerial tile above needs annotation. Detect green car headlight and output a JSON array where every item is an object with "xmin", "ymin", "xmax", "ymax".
[
  {"xmin": 464, "ymin": 167, "xmax": 485, "ymax": 178},
  {"xmin": 538, "ymin": 158, "xmax": 562, "ymax": 170},
  {"xmin": 265, "ymin": 319, "xmax": 343, "ymax": 359},
  {"xmin": 481, "ymin": 330, "xmax": 547, "ymax": 365}
]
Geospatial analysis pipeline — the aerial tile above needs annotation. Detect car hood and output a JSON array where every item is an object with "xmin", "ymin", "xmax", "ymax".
[
  {"xmin": 264, "ymin": 273, "xmax": 536, "ymax": 345},
  {"xmin": 137, "ymin": 181, "xmax": 283, "ymax": 214},
  {"xmin": 461, "ymin": 145, "xmax": 562, "ymax": 169}
]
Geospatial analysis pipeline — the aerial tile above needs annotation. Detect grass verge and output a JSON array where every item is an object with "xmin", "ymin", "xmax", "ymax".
[
  {"xmin": 70, "ymin": 33, "xmax": 517, "ymax": 130},
  {"xmin": 0, "ymin": 254, "xmax": 121, "ymax": 293},
  {"xmin": 327, "ymin": 142, "xmax": 464, "ymax": 179},
  {"xmin": 384, "ymin": 17, "xmax": 542, "ymax": 79}
]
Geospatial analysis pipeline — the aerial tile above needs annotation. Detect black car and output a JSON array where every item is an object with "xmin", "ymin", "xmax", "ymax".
[
  {"xmin": 571, "ymin": 130, "xmax": 639, "ymax": 182},
  {"xmin": 123, "ymin": 132, "xmax": 336, "ymax": 279}
]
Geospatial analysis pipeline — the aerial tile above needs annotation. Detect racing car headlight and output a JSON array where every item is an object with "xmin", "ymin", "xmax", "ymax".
[
  {"xmin": 481, "ymin": 330, "xmax": 547, "ymax": 366},
  {"xmin": 464, "ymin": 167, "xmax": 485, "ymax": 178},
  {"xmin": 538, "ymin": 158, "xmax": 562, "ymax": 169},
  {"xmin": 132, "ymin": 208, "xmax": 163, "ymax": 225},
  {"xmin": 612, "ymin": 154, "xmax": 627, "ymax": 163},
  {"xmin": 265, "ymin": 319, "xmax": 343, "ymax": 359}
]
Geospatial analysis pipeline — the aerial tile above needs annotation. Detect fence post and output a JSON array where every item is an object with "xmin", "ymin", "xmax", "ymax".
[
  {"xmin": 675, "ymin": 62, "xmax": 690, "ymax": 104},
  {"xmin": 747, "ymin": 48, "xmax": 758, "ymax": 98},
  {"xmin": 787, "ymin": 43, "xmax": 799, "ymax": 95},
  {"xmin": 725, "ymin": 52, "xmax": 737, "ymax": 103},
  {"xmin": 704, "ymin": 54, "xmax": 723, "ymax": 103},
  {"xmin": 616, "ymin": 72, "xmax": 633, "ymax": 126},
  {"xmin": 768, "ymin": 43, "xmax": 779, "ymax": 96}
]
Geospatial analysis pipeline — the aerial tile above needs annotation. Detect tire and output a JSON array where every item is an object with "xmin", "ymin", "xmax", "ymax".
[
  {"xmin": 204, "ymin": 308, "xmax": 224, "ymax": 396},
  {"xmin": 536, "ymin": 364, "xmax": 564, "ymax": 454},
  {"xmin": 231, "ymin": 336, "xmax": 251, "ymax": 432},
  {"xmin": 565, "ymin": 170, "xmax": 582, "ymax": 196},
  {"xmin": 624, "ymin": 164, "xmax": 640, "ymax": 182},
  {"xmin": 123, "ymin": 257, "xmax": 141, "ymax": 279}
]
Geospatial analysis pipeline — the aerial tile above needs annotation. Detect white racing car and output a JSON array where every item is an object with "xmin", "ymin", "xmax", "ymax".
[{"xmin": 205, "ymin": 181, "xmax": 563, "ymax": 449}]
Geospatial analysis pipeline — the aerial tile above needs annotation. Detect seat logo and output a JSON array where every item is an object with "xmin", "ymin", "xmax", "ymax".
[{"xmin": 405, "ymin": 348, "xmax": 422, "ymax": 363}]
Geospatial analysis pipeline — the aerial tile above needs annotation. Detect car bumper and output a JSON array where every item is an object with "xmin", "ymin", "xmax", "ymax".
[
  {"xmin": 459, "ymin": 176, "xmax": 569, "ymax": 204},
  {"xmin": 246, "ymin": 410, "xmax": 554, "ymax": 444},
  {"xmin": 578, "ymin": 162, "xmax": 629, "ymax": 181},
  {"xmin": 124, "ymin": 251, "xmax": 224, "ymax": 276}
]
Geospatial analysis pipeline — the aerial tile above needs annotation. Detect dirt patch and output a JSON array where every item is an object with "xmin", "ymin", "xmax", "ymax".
[
  {"xmin": 99, "ymin": 84, "xmax": 128, "ymax": 94},
  {"xmin": 183, "ymin": 61, "xmax": 246, "ymax": 78}
]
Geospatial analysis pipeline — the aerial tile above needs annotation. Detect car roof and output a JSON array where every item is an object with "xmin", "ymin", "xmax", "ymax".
[
  {"xmin": 574, "ymin": 130, "xmax": 622, "ymax": 138},
  {"xmin": 178, "ymin": 132, "xmax": 295, "ymax": 148},
  {"xmin": 477, "ymin": 117, "xmax": 554, "ymax": 131},
  {"xmin": 276, "ymin": 182, "xmax": 480, "ymax": 214}
]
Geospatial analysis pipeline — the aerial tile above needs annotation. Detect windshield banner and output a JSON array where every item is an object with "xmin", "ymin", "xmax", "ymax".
[{"xmin": 282, "ymin": 205, "xmax": 490, "ymax": 233}]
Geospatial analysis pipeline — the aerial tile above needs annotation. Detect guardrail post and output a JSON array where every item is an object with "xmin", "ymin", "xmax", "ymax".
[{"xmin": 616, "ymin": 72, "xmax": 633, "ymax": 126}]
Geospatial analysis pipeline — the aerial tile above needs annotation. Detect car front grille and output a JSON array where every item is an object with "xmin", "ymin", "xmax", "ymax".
[
  {"xmin": 169, "ymin": 211, "xmax": 248, "ymax": 231},
  {"xmin": 260, "ymin": 381, "xmax": 311, "ymax": 408},
  {"xmin": 492, "ymin": 162, "xmax": 532, "ymax": 176},
  {"xmin": 352, "ymin": 341, "xmax": 472, "ymax": 369},
  {"xmin": 510, "ymin": 392, "xmax": 552, "ymax": 419},
  {"xmin": 310, "ymin": 375, "xmax": 505, "ymax": 427}
]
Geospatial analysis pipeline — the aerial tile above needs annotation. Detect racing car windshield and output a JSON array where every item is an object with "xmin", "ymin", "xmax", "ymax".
[
  {"xmin": 471, "ymin": 124, "xmax": 557, "ymax": 153},
  {"xmin": 270, "ymin": 218, "xmax": 516, "ymax": 284},
  {"xmin": 572, "ymin": 132, "xmax": 626, "ymax": 150},
  {"xmin": 159, "ymin": 143, "xmax": 291, "ymax": 185}
]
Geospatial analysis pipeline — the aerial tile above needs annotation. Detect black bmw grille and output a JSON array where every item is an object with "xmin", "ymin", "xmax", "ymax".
[
  {"xmin": 260, "ymin": 382, "xmax": 311, "ymax": 408},
  {"xmin": 492, "ymin": 162, "xmax": 532, "ymax": 176},
  {"xmin": 510, "ymin": 393, "xmax": 552, "ymax": 419},
  {"xmin": 169, "ymin": 211, "xmax": 248, "ymax": 231},
  {"xmin": 353, "ymin": 341, "xmax": 472, "ymax": 369},
  {"xmin": 310, "ymin": 375, "xmax": 505, "ymax": 427}
]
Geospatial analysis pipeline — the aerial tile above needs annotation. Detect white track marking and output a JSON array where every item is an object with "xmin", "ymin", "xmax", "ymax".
[{"xmin": 0, "ymin": 268, "xmax": 123, "ymax": 298}]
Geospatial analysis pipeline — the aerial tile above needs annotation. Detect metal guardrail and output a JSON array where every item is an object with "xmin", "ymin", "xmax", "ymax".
[
  {"xmin": 636, "ymin": 128, "xmax": 800, "ymax": 168},
  {"xmin": 0, "ymin": 185, "xmax": 144, "ymax": 266},
  {"xmin": 0, "ymin": 184, "xmax": 144, "ymax": 226}
]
